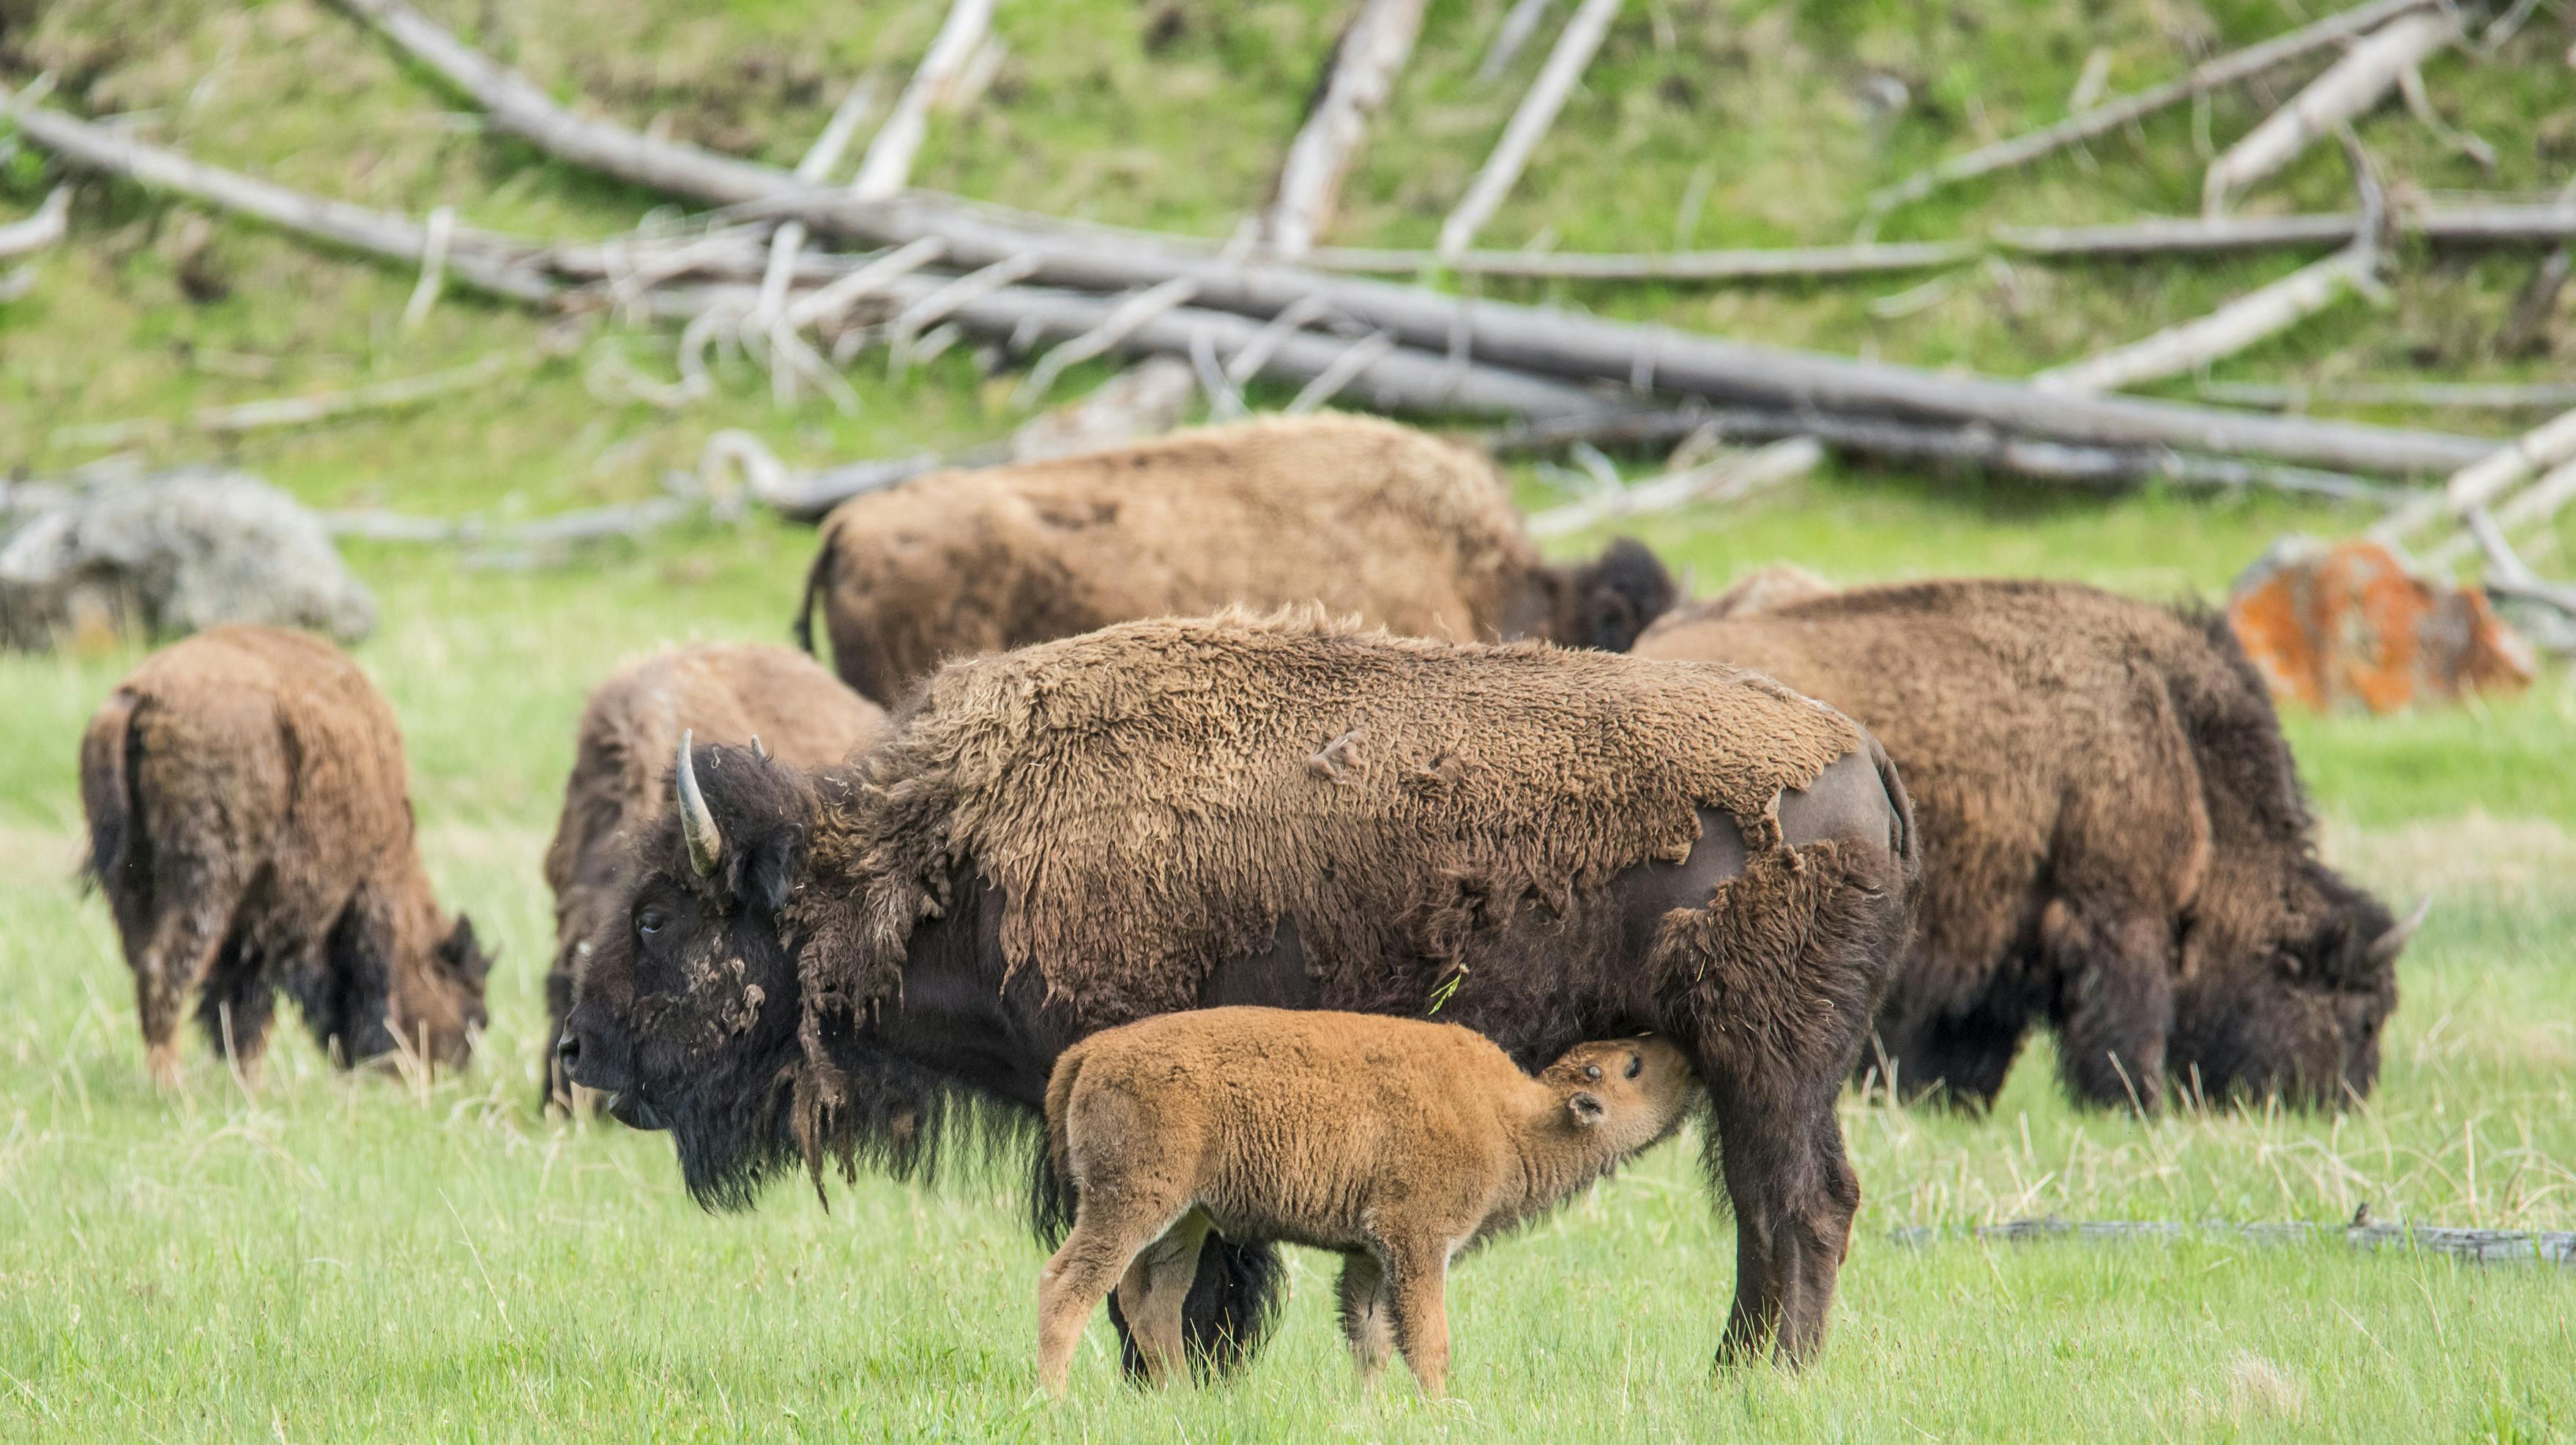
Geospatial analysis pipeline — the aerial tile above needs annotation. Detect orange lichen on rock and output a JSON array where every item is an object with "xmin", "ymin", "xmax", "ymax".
[{"xmin": 2227, "ymin": 537, "xmax": 2535, "ymax": 713}]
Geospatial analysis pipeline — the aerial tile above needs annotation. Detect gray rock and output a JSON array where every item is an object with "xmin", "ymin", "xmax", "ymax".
[{"xmin": 0, "ymin": 469, "xmax": 376, "ymax": 650}]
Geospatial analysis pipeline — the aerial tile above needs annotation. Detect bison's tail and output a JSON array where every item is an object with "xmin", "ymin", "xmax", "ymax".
[
  {"xmin": 1865, "ymin": 729, "xmax": 1919, "ymax": 886},
  {"xmin": 78, "ymin": 689, "xmax": 143, "ymax": 894},
  {"xmin": 790, "ymin": 522, "xmax": 835, "ymax": 661},
  {"xmin": 1042, "ymin": 1041, "xmax": 1087, "ymax": 1194}
]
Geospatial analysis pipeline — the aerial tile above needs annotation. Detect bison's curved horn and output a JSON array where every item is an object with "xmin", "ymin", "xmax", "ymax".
[
  {"xmin": 2367, "ymin": 895, "xmax": 2430, "ymax": 967},
  {"xmin": 675, "ymin": 729, "xmax": 723, "ymax": 878}
]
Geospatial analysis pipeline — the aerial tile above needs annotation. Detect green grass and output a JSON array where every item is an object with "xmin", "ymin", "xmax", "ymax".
[{"xmin": 5, "ymin": 0, "xmax": 2575, "ymax": 1438}]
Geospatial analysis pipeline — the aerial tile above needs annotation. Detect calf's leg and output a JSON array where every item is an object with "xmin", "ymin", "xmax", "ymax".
[
  {"xmin": 1113, "ymin": 1209, "xmax": 1210, "ymax": 1387},
  {"xmin": 1335, "ymin": 1251, "xmax": 1395, "ymax": 1383},
  {"xmin": 194, "ymin": 935, "xmax": 279, "ymax": 1087},
  {"xmin": 130, "ymin": 876, "xmax": 237, "ymax": 1088},
  {"xmin": 1377, "ymin": 1238, "xmax": 1455, "ymax": 1398},
  {"xmin": 1036, "ymin": 1191, "xmax": 1189, "ymax": 1396}
]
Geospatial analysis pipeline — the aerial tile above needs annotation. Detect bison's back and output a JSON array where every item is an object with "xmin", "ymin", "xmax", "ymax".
[
  {"xmin": 813, "ymin": 415, "xmax": 1541, "ymax": 699},
  {"xmin": 837, "ymin": 612, "xmax": 1867, "ymax": 1029}
]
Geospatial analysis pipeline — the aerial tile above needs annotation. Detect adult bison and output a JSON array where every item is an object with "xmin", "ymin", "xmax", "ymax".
[
  {"xmin": 559, "ymin": 612, "xmax": 1917, "ymax": 1373},
  {"xmin": 79, "ymin": 625, "xmax": 489, "ymax": 1084},
  {"xmin": 539, "ymin": 642, "xmax": 886, "ymax": 1112},
  {"xmin": 792, "ymin": 413, "xmax": 1677, "ymax": 704},
  {"xmin": 1637, "ymin": 578, "xmax": 2418, "ymax": 1111}
]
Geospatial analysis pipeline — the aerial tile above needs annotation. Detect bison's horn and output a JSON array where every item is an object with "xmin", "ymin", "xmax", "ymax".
[
  {"xmin": 675, "ymin": 729, "xmax": 723, "ymax": 878},
  {"xmin": 750, "ymin": 733, "xmax": 770, "ymax": 762},
  {"xmin": 2367, "ymin": 895, "xmax": 2430, "ymax": 967}
]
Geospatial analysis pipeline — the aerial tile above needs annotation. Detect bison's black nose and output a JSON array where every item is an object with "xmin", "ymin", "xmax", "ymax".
[{"xmin": 556, "ymin": 1031, "xmax": 580, "ymax": 1077}]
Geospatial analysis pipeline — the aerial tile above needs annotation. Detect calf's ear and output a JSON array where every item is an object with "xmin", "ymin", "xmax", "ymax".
[{"xmin": 1567, "ymin": 1091, "xmax": 1605, "ymax": 1127}]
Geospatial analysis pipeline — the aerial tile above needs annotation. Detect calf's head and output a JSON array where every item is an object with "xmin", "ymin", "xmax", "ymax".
[
  {"xmin": 1542, "ymin": 538, "xmax": 1679, "ymax": 653},
  {"xmin": 2170, "ymin": 857, "xmax": 2419, "ymax": 1109},
  {"xmin": 1537, "ymin": 1035, "xmax": 1697, "ymax": 1157},
  {"xmin": 388, "ymin": 913, "xmax": 491, "ymax": 1069}
]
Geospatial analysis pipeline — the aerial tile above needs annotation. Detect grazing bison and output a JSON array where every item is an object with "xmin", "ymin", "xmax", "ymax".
[
  {"xmin": 1041, "ymin": 1010, "xmax": 1695, "ymax": 1395},
  {"xmin": 78, "ymin": 625, "xmax": 488, "ymax": 1085},
  {"xmin": 792, "ymin": 413, "xmax": 1678, "ymax": 704},
  {"xmin": 559, "ymin": 612, "xmax": 1918, "ymax": 1373},
  {"xmin": 1637, "ymin": 578, "xmax": 2418, "ymax": 1111},
  {"xmin": 540, "ymin": 642, "xmax": 887, "ymax": 1112}
]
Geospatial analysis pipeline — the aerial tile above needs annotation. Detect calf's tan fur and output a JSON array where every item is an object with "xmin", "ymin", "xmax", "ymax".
[{"xmin": 1036, "ymin": 1007, "xmax": 1694, "ymax": 1395}]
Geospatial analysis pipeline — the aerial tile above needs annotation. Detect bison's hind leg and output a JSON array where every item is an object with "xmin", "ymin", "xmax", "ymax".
[
  {"xmin": 128, "ymin": 869, "xmax": 241, "ymax": 1089},
  {"xmin": 193, "ymin": 932, "xmax": 280, "ymax": 1088},
  {"xmin": 1113, "ymin": 1209, "xmax": 1213, "ymax": 1388},
  {"xmin": 1036, "ymin": 1191, "xmax": 1192, "ymax": 1397}
]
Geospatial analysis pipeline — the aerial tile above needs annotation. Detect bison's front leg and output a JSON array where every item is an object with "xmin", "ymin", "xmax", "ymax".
[{"xmin": 2041, "ymin": 904, "xmax": 2173, "ymax": 1111}]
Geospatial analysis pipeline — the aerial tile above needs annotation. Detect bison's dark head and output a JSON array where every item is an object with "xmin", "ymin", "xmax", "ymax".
[
  {"xmin": 557, "ymin": 735, "xmax": 934, "ymax": 1210},
  {"xmin": 1544, "ymin": 538, "xmax": 1680, "ymax": 653},
  {"xmin": 388, "ymin": 911, "xmax": 491, "ymax": 1070},
  {"xmin": 557, "ymin": 735, "xmax": 811, "ymax": 1208},
  {"xmin": 2170, "ymin": 856, "xmax": 2421, "ymax": 1109}
]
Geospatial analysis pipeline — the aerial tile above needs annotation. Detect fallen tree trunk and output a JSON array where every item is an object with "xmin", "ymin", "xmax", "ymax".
[
  {"xmin": 1999, "ymin": 201, "xmax": 2576, "ymax": 259},
  {"xmin": 326, "ymin": 496, "xmax": 695, "ymax": 546},
  {"xmin": 1302, "ymin": 238, "xmax": 1976, "ymax": 279},
  {"xmin": 318, "ymin": 7, "xmax": 2504, "ymax": 476},
  {"xmin": 2202, "ymin": 10, "xmax": 2464, "ymax": 215},
  {"xmin": 1437, "ymin": 0, "xmax": 1621, "ymax": 260},
  {"xmin": 1260, "ymin": 0, "xmax": 1427, "ymax": 256},
  {"xmin": 2426, "ymin": 456, "xmax": 2576, "ymax": 567},
  {"xmin": 2200, "ymin": 379, "xmax": 2576, "ymax": 411},
  {"xmin": 2372, "ymin": 406, "xmax": 2576, "ymax": 544},
  {"xmin": 1870, "ymin": 0, "xmax": 2438, "ymax": 212}
]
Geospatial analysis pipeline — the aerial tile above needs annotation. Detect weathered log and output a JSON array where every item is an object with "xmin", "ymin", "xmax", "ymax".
[
  {"xmin": 51, "ymin": 353, "xmax": 534, "ymax": 450},
  {"xmin": 1998, "ymin": 202, "xmax": 2576, "ymax": 258},
  {"xmin": 1437, "ymin": 0, "xmax": 1621, "ymax": 260},
  {"xmin": 1260, "ymin": 0, "xmax": 1427, "ymax": 257},
  {"xmin": 0, "ymin": 186, "xmax": 70, "ymax": 259},
  {"xmin": 1889, "ymin": 1216, "xmax": 2576, "ymax": 1267},
  {"xmin": 2201, "ymin": 10, "xmax": 2463, "ymax": 215},
  {"xmin": 1869, "ymin": 0, "xmax": 2438, "ymax": 212},
  {"xmin": 2373, "ymin": 406, "xmax": 2576, "ymax": 543},
  {"xmin": 851, "ymin": 0, "xmax": 994, "ymax": 201},
  {"xmin": 2200, "ymin": 379, "xmax": 2576, "ymax": 411},
  {"xmin": 325, "ymin": 496, "xmax": 695, "ymax": 546},
  {"xmin": 1302, "ymin": 238, "xmax": 1976, "ymax": 279}
]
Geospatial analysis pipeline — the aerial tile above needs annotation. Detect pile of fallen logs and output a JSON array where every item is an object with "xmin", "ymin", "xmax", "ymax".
[{"xmin": 1, "ymin": 0, "xmax": 2571, "ymax": 601}]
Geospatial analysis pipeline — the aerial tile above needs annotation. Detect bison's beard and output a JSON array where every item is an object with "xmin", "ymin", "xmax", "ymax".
[
  {"xmin": 655, "ymin": 1028, "xmax": 958, "ymax": 1214},
  {"xmin": 654, "ymin": 1047, "xmax": 803, "ymax": 1213}
]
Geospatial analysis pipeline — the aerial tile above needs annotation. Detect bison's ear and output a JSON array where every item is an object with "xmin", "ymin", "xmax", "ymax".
[
  {"xmin": 440, "ymin": 915, "xmax": 491, "ymax": 984},
  {"xmin": 734, "ymin": 828, "xmax": 800, "ymax": 919},
  {"xmin": 1567, "ymin": 1091, "xmax": 1605, "ymax": 1128}
]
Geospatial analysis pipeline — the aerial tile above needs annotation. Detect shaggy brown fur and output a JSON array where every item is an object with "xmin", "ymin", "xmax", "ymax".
[
  {"xmin": 78, "ymin": 626, "xmax": 488, "ymax": 1085},
  {"xmin": 1037, "ymin": 1009, "xmax": 1694, "ymax": 1396},
  {"xmin": 540, "ymin": 643, "xmax": 886, "ymax": 1111},
  {"xmin": 561, "ymin": 609, "xmax": 1918, "ymax": 1372},
  {"xmin": 1637, "ymin": 579, "xmax": 2411, "ymax": 1110},
  {"xmin": 792, "ymin": 414, "xmax": 1677, "ymax": 702}
]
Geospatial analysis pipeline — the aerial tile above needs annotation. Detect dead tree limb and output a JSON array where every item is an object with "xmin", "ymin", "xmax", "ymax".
[
  {"xmin": 850, "ymin": 0, "xmax": 994, "ymax": 201},
  {"xmin": 2435, "ymin": 456, "xmax": 2576, "ymax": 562},
  {"xmin": 51, "ymin": 352, "xmax": 535, "ymax": 449},
  {"xmin": 2199, "ymin": 379, "xmax": 2576, "ymax": 410},
  {"xmin": 1303, "ymin": 238, "xmax": 1976, "ymax": 279},
  {"xmin": 2040, "ymin": 139, "xmax": 2385, "ymax": 394},
  {"xmin": 2497, "ymin": 247, "xmax": 2571, "ymax": 356},
  {"xmin": 327, "ymin": 496, "xmax": 697, "ymax": 548},
  {"xmin": 1477, "ymin": 0, "xmax": 1559, "ymax": 81},
  {"xmin": 1527, "ymin": 435, "xmax": 1822, "ymax": 537},
  {"xmin": 0, "ymin": 185, "xmax": 70, "ymax": 259},
  {"xmin": 1998, "ymin": 201, "xmax": 2576, "ymax": 258},
  {"xmin": 1890, "ymin": 1216, "xmax": 2576, "ymax": 1267},
  {"xmin": 2202, "ymin": 10, "xmax": 2463, "ymax": 215},
  {"xmin": 1437, "ymin": 0, "xmax": 1621, "ymax": 260},
  {"xmin": 1261, "ymin": 0, "xmax": 1427, "ymax": 256},
  {"xmin": 2372, "ymin": 406, "xmax": 2576, "ymax": 545},
  {"xmin": 1869, "ymin": 0, "xmax": 2437, "ymax": 212},
  {"xmin": 3, "ymin": 84, "xmax": 556, "ymax": 304}
]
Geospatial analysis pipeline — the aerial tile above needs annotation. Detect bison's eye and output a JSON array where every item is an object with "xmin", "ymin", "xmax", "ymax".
[
  {"xmin": 636, "ymin": 905, "xmax": 670, "ymax": 940},
  {"xmin": 1624, "ymin": 1052, "xmax": 1644, "ymax": 1080}
]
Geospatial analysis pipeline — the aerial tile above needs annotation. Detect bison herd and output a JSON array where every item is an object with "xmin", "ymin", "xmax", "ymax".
[{"xmin": 72, "ymin": 412, "xmax": 2419, "ymax": 1389}]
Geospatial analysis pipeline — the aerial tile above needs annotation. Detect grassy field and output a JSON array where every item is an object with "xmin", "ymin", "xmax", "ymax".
[{"xmin": 6, "ymin": 0, "xmax": 2576, "ymax": 1438}]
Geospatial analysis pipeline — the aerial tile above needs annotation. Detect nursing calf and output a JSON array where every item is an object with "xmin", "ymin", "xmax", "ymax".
[{"xmin": 1039, "ymin": 1008, "xmax": 1694, "ymax": 1396}]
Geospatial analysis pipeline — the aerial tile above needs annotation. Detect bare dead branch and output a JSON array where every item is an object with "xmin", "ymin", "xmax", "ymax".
[
  {"xmin": 1302, "ymin": 238, "xmax": 1976, "ymax": 279},
  {"xmin": 1477, "ymin": 0, "xmax": 1558, "ymax": 81},
  {"xmin": 2198, "ymin": 379, "xmax": 2576, "ymax": 410},
  {"xmin": 851, "ymin": 0, "xmax": 994, "ymax": 201},
  {"xmin": 2202, "ymin": 10, "xmax": 2463, "ymax": 215},
  {"xmin": 1261, "ymin": 0, "xmax": 1426, "ymax": 256},
  {"xmin": 1870, "ymin": 0, "xmax": 2438, "ymax": 213},
  {"xmin": 51, "ymin": 352, "xmax": 535, "ymax": 450},
  {"xmin": 1890, "ymin": 1217, "xmax": 2576, "ymax": 1267},
  {"xmin": 1998, "ymin": 201, "xmax": 2576, "ymax": 258},
  {"xmin": 1437, "ymin": 0, "xmax": 1621, "ymax": 260},
  {"xmin": 2372, "ymin": 407, "xmax": 2576, "ymax": 544},
  {"xmin": 1527, "ymin": 436, "xmax": 1822, "ymax": 536},
  {"xmin": 0, "ymin": 185, "xmax": 70, "ymax": 259}
]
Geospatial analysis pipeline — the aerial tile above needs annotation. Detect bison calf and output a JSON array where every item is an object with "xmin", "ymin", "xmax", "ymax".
[
  {"xmin": 79, "ymin": 625, "xmax": 488, "ymax": 1085},
  {"xmin": 1038, "ymin": 1008, "xmax": 1693, "ymax": 1397},
  {"xmin": 540, "ymin": 642, "xmax": 885, "ymax": 1112}
]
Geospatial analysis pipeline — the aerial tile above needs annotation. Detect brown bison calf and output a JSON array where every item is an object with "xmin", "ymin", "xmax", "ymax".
[
  {"xmin": 793, "ymin": 413, "xmax": 1677, "ymax": 703},
  {"xmin": 1038, "ymin": 1008, "xmax": 1694, "ymax": 1396},
  {"xmin": 540, "ymin": 642, "xmax": 885, "ymax": 1110},
  {"xmin": 79, "ymin": 626, "xmax": 489, "ymax": 1085}
]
